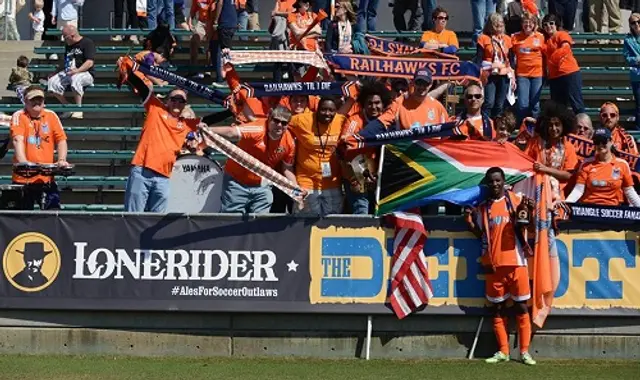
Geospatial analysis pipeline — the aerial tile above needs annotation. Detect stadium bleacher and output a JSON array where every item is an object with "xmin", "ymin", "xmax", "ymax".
[{"xmin": 1, "ymin": 29, "xmax": 639, "ymax": 211}]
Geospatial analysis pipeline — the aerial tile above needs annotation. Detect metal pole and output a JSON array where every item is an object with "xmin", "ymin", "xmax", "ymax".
[
  {"xmin": 4, "ymin": 0, "xmax": 11, "ymax": 41},
  {"xmin": 365, "ymin": 315, "xmax": 373, "ymax": 360},
  {"xmin": 468, "ymin": 316, "xmax": 484, "ymax": 359},
  {"xmin": 374, "ymin": 146, "xmax": 385, "ymax": 207}
]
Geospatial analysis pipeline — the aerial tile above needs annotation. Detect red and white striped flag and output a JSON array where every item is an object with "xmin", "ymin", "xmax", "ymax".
[{"xmin": 387, "ymin": 209, "xmax": 433, "ymax": 319}]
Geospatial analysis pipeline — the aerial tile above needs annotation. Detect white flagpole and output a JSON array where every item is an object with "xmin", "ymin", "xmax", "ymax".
[
  {"xmin": 374, "ymin": 145, "xmax": 386, "ymax": 211},
  {"xmin": 468, "ymin": 316, "xmax": 484, "ymax": 359},
  {"xmin": 365, "ymin": 315, "xmax": 373, "ymax": 360}
]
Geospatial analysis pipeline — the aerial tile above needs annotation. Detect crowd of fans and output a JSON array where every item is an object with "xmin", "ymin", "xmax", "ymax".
[{"xmin": 2, "ymin": 0, "xmax": 640, "ymax": 214}]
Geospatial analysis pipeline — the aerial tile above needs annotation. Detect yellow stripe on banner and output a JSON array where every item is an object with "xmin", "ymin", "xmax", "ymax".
[{"xmin": 378, "ymin": 145, "xmax": 436, "ymax": 206}]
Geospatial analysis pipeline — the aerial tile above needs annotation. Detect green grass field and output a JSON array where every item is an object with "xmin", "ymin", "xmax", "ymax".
[{"xmin": 0, "ymin": 355, "xmax": 637, "ymax": 380}]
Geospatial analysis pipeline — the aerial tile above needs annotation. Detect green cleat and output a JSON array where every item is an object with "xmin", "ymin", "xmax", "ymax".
[
  {"xmin": 485, "ymin": 351, "xmax": 510, "ymax": 363},
  {"xmin": 521, "ymin": 352, "xmax": 537, "ymax": 365}
]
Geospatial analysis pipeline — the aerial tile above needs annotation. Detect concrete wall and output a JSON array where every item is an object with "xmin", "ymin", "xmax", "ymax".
[{"xmin": 0, "ymin": 310, "xmax": 638, "ymax": 359}]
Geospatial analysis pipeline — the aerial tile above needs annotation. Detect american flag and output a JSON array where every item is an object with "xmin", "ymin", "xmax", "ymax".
[{"xmin": 387, "ymin": 210, "xmax": 433, "ymax": 319}]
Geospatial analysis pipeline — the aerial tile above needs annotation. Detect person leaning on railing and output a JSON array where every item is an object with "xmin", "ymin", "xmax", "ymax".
[
  {"xmin": 565, "ymin": 128, "xmax": 640, "ymax": 207},
  {"xmin": 623, "ymin": 12, "xmax": 640, "ymax": 131},
  {"xmin": 419, "ymin": 6, "xmax": 459, "ymax": 55}
]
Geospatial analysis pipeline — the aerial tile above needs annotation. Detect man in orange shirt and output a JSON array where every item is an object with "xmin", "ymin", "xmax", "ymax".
[
  {"xmin": 287, "ymin": 0, "xmax": 321, "ymax": 51},
  {"xmin": 10, "ymin": 85, "xmax": 70, "ymax": 210},
  {"xmin": 378, "ymin": 69, "xmax": 448, "ymax": 130},
  {"xmin": 450, "ymin": 83, "xmax": 495, "ymax": 140},
  {"xmin": 289, "ymin": 95, "xmax": 356, "ymax": 215},
  {"xmin": 207, "ymin": 106, "xmax": 299, "ymax": 214},
  {"xmin": 599, "ymin": 102, "xmax": 639, "ymax": 155},
  {"xmin": 119, "ymin": 57, "xmax": 202, "ymax": 212},
  {"xmin": 466, "ymin": 167, "xmax": 537, "ymax": 366}
]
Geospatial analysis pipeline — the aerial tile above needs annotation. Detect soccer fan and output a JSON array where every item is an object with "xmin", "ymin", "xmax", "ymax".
[
  {"xmin": 599, "ymin": 102, "xmax": 639, "ymax": 155},
  {"xmin": 525, "ymin": 102, "xmax": 579, "ymax": 201},
  {"xmin": 493, "ymin": 110, "xmax": 517, "ymax": 144},
  {"xmin": 511, "ymin": 12, "xmax": 544, "ymax": 124},
  {"xmin": 207, "ymin": 106, "xmax": 299, "ymax": 214},
  {"xmin": 477, "ymin": 13, "xmax": 513, "ymax": 118},
  {"xmin": 624, "ymin": 13, "xmax": 640, "ymax": 131},
  {"xmin": 451, "ymin": 83, "xmax": 495, "ymax": 140},
  {"xmin": 210, "ymin": 0, "xmax": 238, "ymax": 86},
  {"xmin": 340, "ymin": 80, "xmax": 393, "ymax": 214},
  {"xmin": 188, "ymin": 0, "xmax": 213, "ymax": 80},
  {"xmin": 588, "ymin": 0, "xmax": 622, "ymax": 41},
  {"xmin": 288, "ymin": 0, "xmax": 321, "ymax": 52},
  {"xmin": 10, "ymin": 85, "xmax": 69, "ymax": 210},
  {"xmin": 466, "ymin": 167, "xmax": 536, "ymax": 366},
  {"xmin": 542, "ymin": 13, "xmax": 585, "ymax": 114},
  {"xmin": 566, "ymin": 128, "xmax": 640, "ymax": 207},
  {"xmin": 289, "ymin": 96, "xmax": 356, "ymax": 215},
  {"xmin": 377, "ymin": 69, "xmax": 448, "ymax": 130},
  {"xmin": 356, "ymin": 0, "xmax": 379, "ymax": 32},
  {"xmin": 575, "ymin": 113, "xmax": 594, "ymax": 139},
  {"xmin": 117, "ymin": 57, "xmax": 202, "ymax": 212},
  {"xmin": 325, "ymin": 0, "xmax": 356, "ymax": 54},
  {"xmin": 420, "ymin": 7, "xmax": 459, "ymax": 54}
]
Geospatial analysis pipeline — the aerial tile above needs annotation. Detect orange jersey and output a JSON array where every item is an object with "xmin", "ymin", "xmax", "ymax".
[
  {"xmin": 524, "ymin": 137, "xmax": 579, "ymax": 193},
  {"xmin": 10, "ymin": 109, "xmax": 67, "ymax": 184},
  {"xmin": 511, "ymin": 31, "xmax": 544, "ymax": 77},
  {"xmin": 191, "ymin": 0, "xmax": 214, "ymax": 22},
  {"xmin": 544, "ymin": 31, "xmax": 579, "ymax": 79},
  {"xmin": 379, "ymin": 95, "xmax": 448, "ymax": 130},
  {"xmin": 611, "ymin": 126, "xmax": 639, "ymax": 155},
  {"xmin": 341, "ymin": 113, "xmax": 377, "ymax": 162},
  {"xmin": 477, "ymin": 193, "xmax": 528, "ymax": 268},
  {"xmin": 477, "ymin": 34, "xmax": 512, "ymax": 64},
  {"xmin": 576, "ymin": 157, "xmax": 634, "ymax": 206},
  {"xmin": 449, "ymin": 114, "xmax": 495, "ymax": 140},
  {"xmin": 131, "ymin": 96, "xmax": 200, "ymax": 177},
  {"xmin": 288, "ymin": 11, "xmax": 319, "ymax": 51},
  {"xmin": 420, "ymin": 29, "xmax": 459, "ymax": 48},
  {"xmin": 289, "ymin": 112, "xmax": 346, "ymax": 190},
  {"xmin": 224, "ymin": 121, "xmax": 296, "ymax": 186}
]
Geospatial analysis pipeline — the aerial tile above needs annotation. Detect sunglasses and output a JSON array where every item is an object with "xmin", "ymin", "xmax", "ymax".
[
  {"xmin": 435, "ymin": 16, "xmax": 448, "ymax": 20},
  {"xmin": 600, "ymin": 112, "xmax": 617, "ymax": 118},
  {"xmin": 631, "ymin": 20, "xmax": 640, "ymax": 26},
  {"xmin": 272, "ymin": 118, "xmax": 289, "ymax": 126},
  {"xmin": 543, "ymin": 21, "xmax": 555, "ymax": 26},
  {"xmin": 169, "ymin": 96, "xmax": 187, "ymax": 104},
  {"xmin": 466, "ymin": 94, "xmax": 483, "ymax": 100}
]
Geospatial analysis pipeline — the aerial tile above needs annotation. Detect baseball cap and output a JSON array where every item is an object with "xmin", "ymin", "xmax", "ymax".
[
  {"xmin": 592, "ymin": 128, "xmax": 612, "ymax": 143},
  {"xmin": 24, "ymin": 88, "xmax": 45, "ymax": 100},
  {"xmin": 413, "ymin": 69, "xmax": 432, "ymax": 84}
]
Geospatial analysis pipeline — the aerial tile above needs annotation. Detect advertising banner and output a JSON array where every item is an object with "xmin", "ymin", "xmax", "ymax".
[{"xmin": 1, "ymin": 214, "xmax": 638, "ymax": 316}]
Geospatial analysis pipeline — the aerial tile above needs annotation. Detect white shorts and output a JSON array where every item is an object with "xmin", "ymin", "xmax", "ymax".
[
  {"xmin": 193, "ymin": 20, "xmax": 207, "ymax": 39},
  {"xmin": 48, "ymin": 71, "xmax": 94, "ymax": 96}
]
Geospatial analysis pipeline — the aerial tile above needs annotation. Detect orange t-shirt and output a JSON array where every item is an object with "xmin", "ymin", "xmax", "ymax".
[
  {"xmin": 576, "ymin": 157, "xmax": 634, "ymax": 206},
  {"xmin": 10, "ymin": 109, "xmax": 67, "ymax": 184},
  {"xmin": 449, "ymin": 114, "xmax": 495, "ymax": 140},
  {"xmin": 276, "ymin": 0, "xmax": 296, "ymax": 13},
  {"xmin": 131, "ymin": 96, "xmax": 201, "ymax": 177},
  {"xmin": 544, "ymin": 31, "xmax": 579, "ymax": 79},
  {"xmin": 289, "ymin": 112, "xmax": 346, "ymax": 190},
  {"xmin": 420, "ymin": 29, "xmax": 459, "ymax": 48},
  {"xmin": 191, "ymin": 0, "xmax": 213, "ymax": 22},
  {"xmin": 224, "ymin": 121, "xmax": 296, "ymax": 186},
  {"xmin": 477, "ymin": 193, "xmax": 528, "ymax": 268},
  {"xmin": 379, "ymin": 95, "xmax": 448, "ymax": 130},
  {"xmin": 477, "ymin": 34, "xmax": 512, "ymax": 64},
  {"xmin": 524, "ymin": 137, "xmax": 579, "ymax": 193},
  {"xmin": 288, "ymin": 11, "xmax": 319, "ymax": 51},
  {"xmin": 511, "ymin": 31, "xmax": 544, "ymax": 77}
]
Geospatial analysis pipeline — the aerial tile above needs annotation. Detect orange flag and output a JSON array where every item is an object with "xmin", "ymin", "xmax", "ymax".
[{"xmin": 531, "ymin": 173, "xmax": 554, "ymax": 328}]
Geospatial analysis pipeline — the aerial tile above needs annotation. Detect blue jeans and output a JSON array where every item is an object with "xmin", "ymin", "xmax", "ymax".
[
  {"xmin": 124, "ymin": 166, "xmax": 170, "ymax": 212},
  {"xmin": 237, "ymin": 10, "xmax": 249, "ymax": 41},
  {"xmin": 516, "ymin": 76, "xmax": 543, "ymax": 123},
  {"xmin": 357, "ymin": 0, "xmax": 380, "ymax": 32},
  {"xmin": 343, "ymin": 180, "xmax": 371, "ymax": 215},
  {"xmin": 421, "ymin": 0, "xmax": 436, "ymax": 30},
  {"xmin": 633, "ymin": 81, "xmax": 640, "ymax": 130},
  {"xmin": 219, "ymin": 174, "xmax": 273, "ymax": 214},
  {"xmin": 483, "ymin": 75, "xmax": 509, "ymax": 118},
  {"xmin": 549, "ymin": 71, "xmax": 585, "ymax": 114},
  {"xmin": 147, "ymin": 0, "xmax": 175, "ymax": 30},
  {"xmin": 471, "ymin": 0, "xmax": 497, "ymax": 42}
]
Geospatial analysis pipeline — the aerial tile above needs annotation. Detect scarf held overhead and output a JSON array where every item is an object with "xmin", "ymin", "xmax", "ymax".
[
  {"xmin": 324, "ymin": 53, "xmax": 480, "ymax": 81},
  {"xmin": 225, "ymin": 49, "xmax": 330, "ymax": 71},
  {"xmin": 365, "ymin": 34, "xmax": 458, "ymax": 60},
  {"xmin": 240, "ymin": 81, "xmax": 357, "ymax": 98}
]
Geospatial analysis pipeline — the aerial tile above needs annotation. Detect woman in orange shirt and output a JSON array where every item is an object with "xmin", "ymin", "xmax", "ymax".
[
  {"xmin": 511, "ymin": 11, "xmax": 544, "ymax": 124},
  {"xmin": 420, "ymin": 6, "xmax": 459, "ymax": 54},
  {"xmin": 541, "ymin": 13, "xmax": 585, "ymax": 114},
  {"xmin": 477, "ymin": 13, "xmax": 513, "ymax": 118},
  {"xmin": 566, "ymin": 128, "xmax": 640, "ymax": 207}
]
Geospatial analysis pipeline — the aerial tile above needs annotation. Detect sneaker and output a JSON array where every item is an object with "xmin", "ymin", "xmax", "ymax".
[
  {"xmin": 190, "ymin": 73, "xmax": 205, "ymax": 80},
  {"xmin": 129, "ymin": 35, "xmax": 139, "ymax": 45},
  {"xmin": 49, "ymin": 53, "xmax": 58, "ymax": 61},
  {"xmin": 211, "ymin": 82, "xmax": 228, "ymax": 88},
  {"xmin": 70, "ymin": 111, "xmax": 83, "ymax": 119},
  {"xmin": 485, "ymin": 351, "xmax": 510, "ymax": 364},
  {"xmin": 521, "ymin": 352, "xmax": 536, "ymax": 366},
  {"xmin": 111, "ymin": 35, "xmax": 123, "ymax": 42}
]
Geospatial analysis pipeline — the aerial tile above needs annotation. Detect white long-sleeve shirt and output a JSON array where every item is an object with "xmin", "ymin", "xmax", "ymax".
[{"xmin": 51, "ymin": 0, "xmax": 84, "ymax": 21}]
